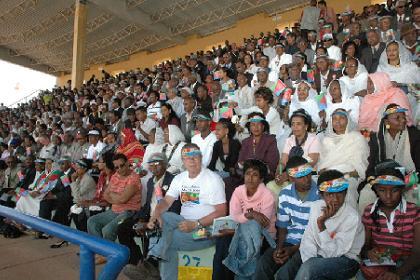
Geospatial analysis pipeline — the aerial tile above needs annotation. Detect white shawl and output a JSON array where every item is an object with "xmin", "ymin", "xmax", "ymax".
[
  {"xmin": 289, "ymin": 81, "xmax": 321, "ymax": 125},
  {"xmin": 318, "ymin": 112, "xmax": 369, "ymax": 180}
]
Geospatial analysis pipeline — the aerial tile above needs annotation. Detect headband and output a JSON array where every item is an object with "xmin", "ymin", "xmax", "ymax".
[
  {"xmin": 371, "ymin": 175, "xmax": 405, "ymax": 186},
  {"xmin": 383, "ymin": 106, "xmax": 407, "ymax": 118},
  {"xmin": 332, "ymin": 110, "xmax": 348, "ymax": 117},
  {"xmin": 318, "ymin": 178, "xmax": 349, "ymax": 192},
  {"xmin": 182, "ymin": 148, "xmax": 202, "ymax": 157},
  {"xmin": 287, "ymin": 163, "xmax": 313, "ymax": 178},
  {"xmin": 248, "ymin": 116, "xmax": 266, "ymax": 123}
]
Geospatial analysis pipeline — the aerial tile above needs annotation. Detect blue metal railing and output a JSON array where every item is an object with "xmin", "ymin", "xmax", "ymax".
[{"xmin": 0, "ymin": 205, "xmax": 129, "ymax": 280}]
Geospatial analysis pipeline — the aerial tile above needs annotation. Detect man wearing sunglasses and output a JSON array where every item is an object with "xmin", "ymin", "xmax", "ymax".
[{"xmin": 140, "ymin": 144, "xmax": 226, "ymax": 280}]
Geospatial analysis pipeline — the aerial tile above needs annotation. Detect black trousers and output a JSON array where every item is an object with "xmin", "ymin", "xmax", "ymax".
[
  {"xmin": 212, "ymin": 236, "xmax": 235, "ymax": 280},
  {"xmin": 71, "ymin": 209, "xmax": 103, "ymax": 232},
  {"xmin": 117, "ymin": 216, "xmax": 144, "ymax": 265},
  {"xmin": 39, "ymin": 199, "xmax": 71, "ymax": 226}
]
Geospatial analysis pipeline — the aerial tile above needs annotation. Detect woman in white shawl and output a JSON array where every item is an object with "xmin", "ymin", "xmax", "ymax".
[
  {"xmin": 377, "ymin": 41, "xmax": 420, "ymax": 85},
  {"xmin": 289, "ymin": 81, "xmax": 321, "ymax": 126},
  {"xmin": 339, "ymin": 57, "xmax": 368, "ymax": 98},
  {"xmin": 325, "ymin": 79, "xmax": 360, "ymax": 124},
  {"xmin": 161, "ymin": 125, "xmax": 186, "ymax": 175},
  {"xmin": 318, "ymin": 108, "xmax": 369, "ymax": 182}
]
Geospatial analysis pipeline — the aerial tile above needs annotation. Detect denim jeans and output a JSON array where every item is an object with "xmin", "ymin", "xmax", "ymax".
[
  {"xmin": 148, "ymin": 212, "xmax": 214, "ymax": 280},
  {"xmin": 295, "ymin": 256, "xmax": 359, "ymax": 280},
  {"xmin": 253, "ymin": 244, "xmax": 302, "ymax": 280},
  {"xmin": 87, "ymin": 209, "xmax": 131, "ymax": 241}
]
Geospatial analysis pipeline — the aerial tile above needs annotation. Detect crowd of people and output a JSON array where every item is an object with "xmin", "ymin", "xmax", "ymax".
[{"xmin": 0, "ymin": 0, "xmax": 419, "ymax": 279}]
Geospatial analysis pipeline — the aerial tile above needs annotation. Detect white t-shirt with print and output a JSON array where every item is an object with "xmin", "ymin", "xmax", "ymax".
[{"xmin": 166, "ymin": 168, "xmax": 226, "ymax": 220}]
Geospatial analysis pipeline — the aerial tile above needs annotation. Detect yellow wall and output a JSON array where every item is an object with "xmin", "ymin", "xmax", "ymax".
[{"xmin": 57, "ymin": 0, "xmax": 374, "ymax": 86}]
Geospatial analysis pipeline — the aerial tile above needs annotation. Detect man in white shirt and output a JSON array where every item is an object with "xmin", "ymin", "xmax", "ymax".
[
  {"xmin": 191, "ymin": 110, "xmax": 217, "ymax": 167},
  {"xmin": 296, "ymin": 170, "xmax": 364, "ymax": 279},
  {"xmin": 38, "ymin": 134, "xmax": 55, "ymax": 160},
  {"xmin": 322, "ymin": 33, "xmax": 342, "ymax": 63},
  {"xmin": 146, "ymin": 143, "xmax": 226, "ymax": 280},
  {"xmin": 269, "ymin": 44, "xmax": 293, "ymax": 82},
  {"xmin": 263, "ymin": 36, "xmax": 277, "ymax": 61},
  {"xmin": 135, "ymin": 106, "xmax": 156, "ymax": 144},
  {"xmin": 86, "ymin": 130, "xmax": 105, "ymax": 162}
]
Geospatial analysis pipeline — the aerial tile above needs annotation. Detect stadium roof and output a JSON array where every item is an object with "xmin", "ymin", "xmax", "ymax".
[{"xmin": 0, "ymin": 0, "xmax": 305, "ymax": 75}]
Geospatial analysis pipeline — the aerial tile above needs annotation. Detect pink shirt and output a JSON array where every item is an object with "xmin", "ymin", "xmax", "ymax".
[
  {"xmin": 229, "ymin": 183, "xmax": 276, "ymax": 237},
  {"xmin": 109, "ymin": 171, "xmax": 141, "ymax": 213},
  {"xmin": 283, "ymin": 133, "xmax": 320, "ymax": 158}
]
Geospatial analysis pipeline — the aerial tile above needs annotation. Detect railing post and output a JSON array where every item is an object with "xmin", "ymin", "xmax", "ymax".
[{"xmin": 80, "ymin": 245, "xmax": 95, "ymax": 280}]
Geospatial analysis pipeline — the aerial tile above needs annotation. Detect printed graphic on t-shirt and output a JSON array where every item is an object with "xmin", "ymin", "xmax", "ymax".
[{"xmin": 180, "ymin": 185, "xmax": 200, "ymax": 205}]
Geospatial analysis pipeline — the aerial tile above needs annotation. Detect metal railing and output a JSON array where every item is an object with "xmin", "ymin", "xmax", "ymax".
[
  {"xmin": 0, "ymin": 205, "xmax": 129, "ymax": 280},
  {"xmin": 7, "ymin": 89, "xmax": 42, "ymax": 108}
]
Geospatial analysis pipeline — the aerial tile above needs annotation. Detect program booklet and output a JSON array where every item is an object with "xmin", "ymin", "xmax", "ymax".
[{"xmin": 211, "ymin": 216, "xmax": 238, "ymax": 236}]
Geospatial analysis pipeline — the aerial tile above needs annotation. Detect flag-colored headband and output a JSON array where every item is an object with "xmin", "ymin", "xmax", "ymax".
[
  {"xmin": 383, "ymin": 106, "xmax": 407, "ymax": 118},
  {"xmin": 332, "ymin": 110, "xmax": 348, "ymax": 117},
  {"xmin": 318, "ymin": 178, "xmax": 349, "ymax": 192},
  {"xmin": 287, "ymin": 164, "xmax": 313, "ymax": 178},
  {"xmin": 371, "ymin": 175, "xmax": 405, "ymax": 186},
  {"xmin": 182, "ymin": 148, "xmax": 202, "ymax": 157},
  {"xmin": 248, "ymin": 116, "xmax": 266, "ymax": 123}
]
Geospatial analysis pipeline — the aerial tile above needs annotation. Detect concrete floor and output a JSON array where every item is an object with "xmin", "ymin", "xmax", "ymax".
[{"xmin": 0, "ymin": 233, "xmax": 129, "ymax": 280}]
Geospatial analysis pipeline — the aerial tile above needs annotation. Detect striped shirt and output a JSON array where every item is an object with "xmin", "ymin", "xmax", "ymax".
[
  {"xmin": 362, "ymin": 199, "xmax": 420, "ymax": 251},
  {"xmin": 277, "ymin": 181, "xmax": 320, "ymax": 245}
]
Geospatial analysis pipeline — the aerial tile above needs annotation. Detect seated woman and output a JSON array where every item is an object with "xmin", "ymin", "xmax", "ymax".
[
  {"xmin": 297, "ymin": 170, "xmax": 365, "ymax": 279},
  {"xmin": 360, "ymin": 104, "xmax": 420, "ymax": 212},
  {"xmin": 70, "ymin": 158, "xmax": 97, "ymax": 232},
  {"xmin": 238, "ymin": 112, "xmax": 279, "ymax": 179},
  {"xmin": 377, "ymin": 41, "xmax": 420, "ymax": 85},
  {"xmin": 359, "ymin": 161, "xmax": 420, "ymax": 280},
  {"xmin": 282, "ymin": 109, "xmax": 320, "ymax": 167},
  {"xmin": 71, "ymin": 153, "xmax": 115, "ymax": 232},
  {"xmin": 219, "ymin": 67, "xmax": 236, "ymax": 97},
  {"xmin": 250, "ymin": 87, "xmax": 283, "ymax": 135},
  {"xmin": 222, "ymin": 159, "xmax": 276, "ymax": 279},
  {"xmin": 339, "ymin": 57, "xmax": 368, "ymax": 97},
  {"xmin": 358, "ymin": 72, "xmax": 413, "ymax": 133},
  {"xmin": 116, "ymin": 128, "xmax": 145, "ymax": 166},
  {"xmin": 319, "ymin": 109, "xmax": 369, "ymax": 181},
  {"xmin": 158, "ymin": 103, "xmax": 181, "ymax": 130},
  {"xmin": 325, "ymin": 79, "xmax": 360, "ymax": 124},
  {"xmin": 208, "ymin": 118, "xmax": 241, "ymax": 179},
  {"xmin": 289, "ymin": 81, "xmax": 322, "ymax": 127},
  {"xmin": 161, "ymin": 125, "xmax": 186, "ymax": 175}
]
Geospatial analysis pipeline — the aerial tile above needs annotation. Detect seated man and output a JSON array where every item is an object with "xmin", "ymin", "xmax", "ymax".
[
  {"xmin": 119, "ymin": 153, "xmax": 181, "ymax": 278},
  {"xmin": 359, "ymin": 161, "xmax": 420, "ymax": 280},
  {"xmin": 296, "ymin": 170, "xmax": 365, "ymax": 279},
  {"xmin": 87, "ymin": 153, "xmax": 141, "ymax": 263},
  {"xmin": 142, "ymin": 144, "xmax": 227, "ymax": 280},
  {"xmin": 255, "ymin": 156, "xmax": 320, "ymax": 280}
]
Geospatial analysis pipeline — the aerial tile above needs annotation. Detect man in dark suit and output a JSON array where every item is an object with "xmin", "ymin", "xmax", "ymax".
[
  {"xmin": 180, "ymin": 97, "xmax": 196, "ymax": 143},
  {"xmin": 39, "ymin": 157, "xmax": 75, "ymax": 233},
  {"xmin": 313, "ymin": 55, "xmax": 342, "ymax": 93},
  {"xmin": 360, "ymin": 29, "xmax": 386, "ymax": 73}
]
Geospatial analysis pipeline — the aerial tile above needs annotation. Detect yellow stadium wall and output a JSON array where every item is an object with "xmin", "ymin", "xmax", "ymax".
[{"xmin": 56, "ymin": 0, "xmax": 374, "ymax": 86}]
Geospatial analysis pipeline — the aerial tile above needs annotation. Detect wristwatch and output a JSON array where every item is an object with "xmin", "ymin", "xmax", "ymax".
[{"xmin": 196, "ymin": 219, "xmax": 203, "ymax": 228}]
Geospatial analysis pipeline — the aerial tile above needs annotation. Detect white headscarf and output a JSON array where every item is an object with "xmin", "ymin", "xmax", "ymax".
[
  {"xmin": 289, "ymin": 81, "xmax": 321, "ymax": 125},
  {"xmin": 377, "ymin": 41, "xmax": 420, "ymax": 84},
  {"xmin": 165, "ymin": 125, "xmax": 186, "ymax": 174},
  {"xmin": 318, "ymin": 109, "xmax": 369, "ymax": 180},
  {"xmin": 339, "ymin": 58, "xmax": 368, "ymax": 97},
  {"xmin": 325, "ymin": 79, "xmax": 360, "ymax": 124}
]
